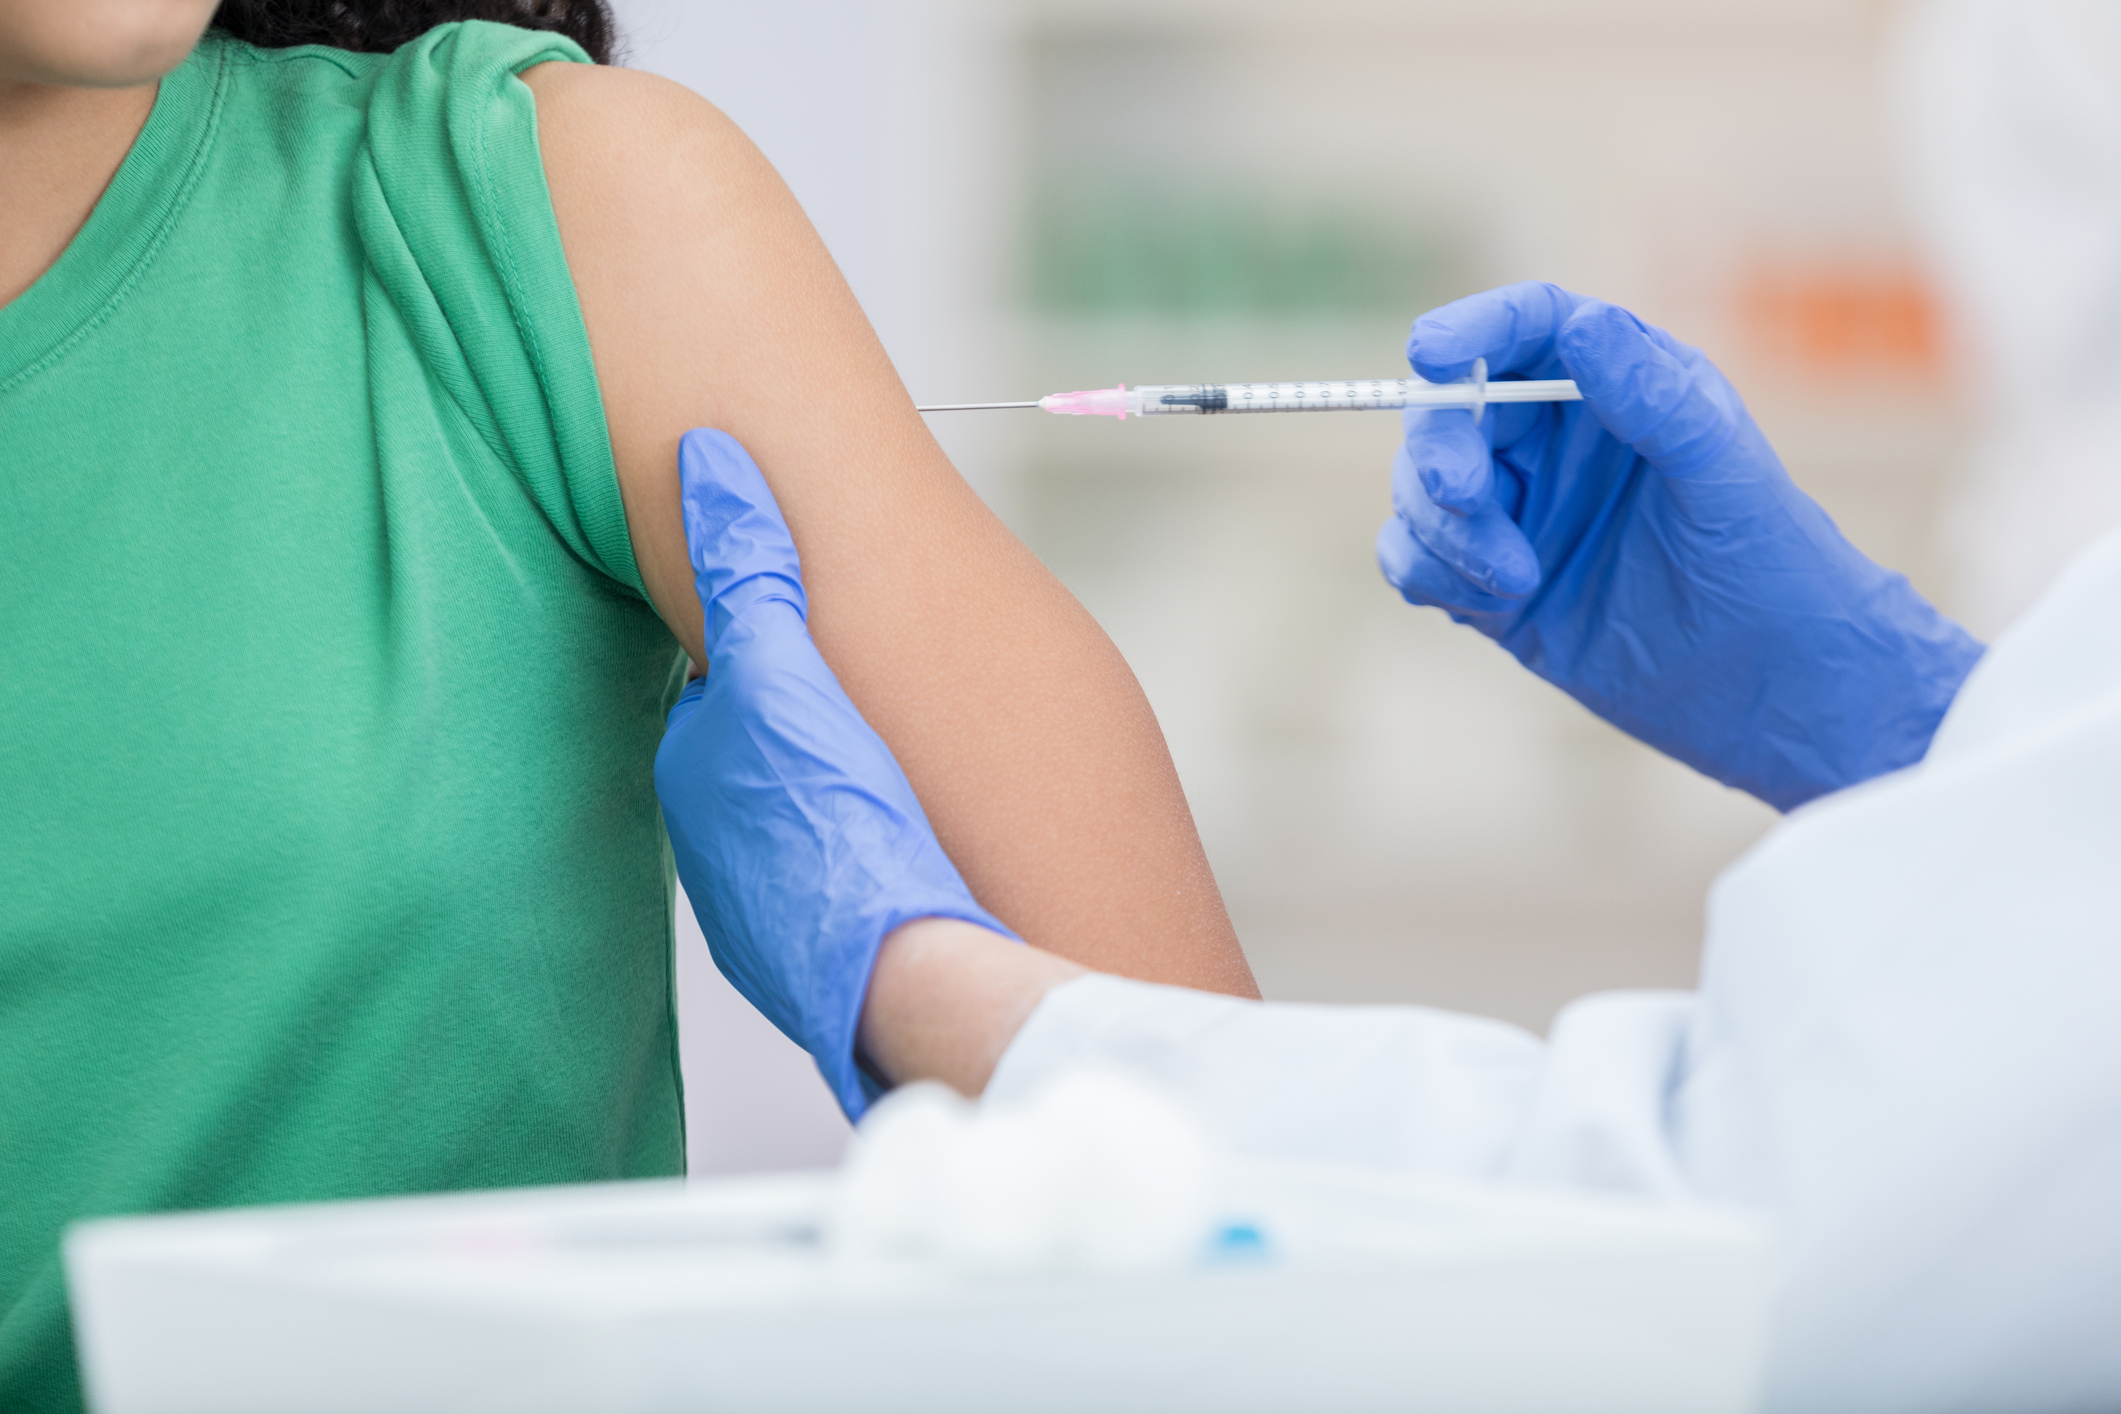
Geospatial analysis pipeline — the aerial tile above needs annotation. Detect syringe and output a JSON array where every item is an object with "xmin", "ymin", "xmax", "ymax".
[{"xmin": 916, "ymin": 360, "xmax": 1580, "ymax": 422}]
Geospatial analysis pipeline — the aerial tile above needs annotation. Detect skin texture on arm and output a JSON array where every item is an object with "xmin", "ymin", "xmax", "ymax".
[{"xmin": 523, "ymin": 62, "xmax": 1258, "ymax": 996}]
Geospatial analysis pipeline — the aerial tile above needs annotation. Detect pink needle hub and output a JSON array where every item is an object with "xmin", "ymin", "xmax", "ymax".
[{"xmin": 1037, "ymin": 385, "xmax": 1134, "ymax": 418}]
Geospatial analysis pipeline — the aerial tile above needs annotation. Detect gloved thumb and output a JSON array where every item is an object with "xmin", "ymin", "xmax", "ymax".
[
  {"xmin": 678, "ymin": 429, "xmax": 810, "ymax": 657},
  {"xmin": 1556, "ymin": 302, "xmax": 1741, "ymax": 478}
]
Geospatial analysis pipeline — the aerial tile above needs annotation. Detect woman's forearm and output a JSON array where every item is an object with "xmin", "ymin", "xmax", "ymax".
[
  {"xmin": 526, "ymin": 63, "xmax": 1258, "ymax": 996},
  {"xmin": 858, "ymin": 919, "xmax": 1085, "ymax": 1096}
]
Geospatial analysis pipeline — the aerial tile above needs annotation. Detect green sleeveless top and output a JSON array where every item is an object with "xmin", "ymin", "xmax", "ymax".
[{"xmin": 0, "ymin": 25, "xmax": 688, "ymax": 1410}]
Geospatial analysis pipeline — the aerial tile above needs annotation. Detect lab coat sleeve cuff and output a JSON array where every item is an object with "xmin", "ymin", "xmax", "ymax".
[
  {"xmin": 987, "ymin": 974, "xmax": 1229, "ymax": 1104},
  {"xmin": 989, "ymin": 974, "xmax": 1553, "ymax": 1178}
]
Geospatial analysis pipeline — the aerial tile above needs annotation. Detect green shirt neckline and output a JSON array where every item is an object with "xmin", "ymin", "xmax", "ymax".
[{"xmin": 0, "ymin": 39, "xmax": 230, "ymax": 394}]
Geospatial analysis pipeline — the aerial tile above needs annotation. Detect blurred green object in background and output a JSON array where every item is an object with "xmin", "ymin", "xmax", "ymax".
[{"xmin": 1026, "ymin": 176, "xmax": 1456, "ymax": 319}]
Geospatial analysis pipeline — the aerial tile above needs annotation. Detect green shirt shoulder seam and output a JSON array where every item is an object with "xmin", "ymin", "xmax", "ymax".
[{"xmin": 472, "ymin": 50, "xmax": 645, "ymax": 598}]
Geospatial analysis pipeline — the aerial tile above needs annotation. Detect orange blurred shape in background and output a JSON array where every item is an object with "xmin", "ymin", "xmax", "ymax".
[{"xmin": 1739, "ymin": 260, "xmax": 1944, "ymax": 384}]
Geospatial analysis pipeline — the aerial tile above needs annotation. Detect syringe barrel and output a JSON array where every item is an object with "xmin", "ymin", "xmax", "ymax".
[
  {"xmin": 1131, "ymin": 378, "xmax": 1580, "ymax": 415},
  {"xmin": 1134, "ymin": 380, "xmax": 1414, "ymax": 414}
]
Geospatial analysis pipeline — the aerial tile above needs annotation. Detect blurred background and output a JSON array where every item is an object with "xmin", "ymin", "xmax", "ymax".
[{"xmin": 606, "ymin": 0, "xmax": 2121, "ymax": 1173}]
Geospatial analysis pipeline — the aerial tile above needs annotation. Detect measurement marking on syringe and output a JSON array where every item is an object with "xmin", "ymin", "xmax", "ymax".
[{"xmin": 917, "ymin": 363, "xmax": 1581, "ymax": 420}]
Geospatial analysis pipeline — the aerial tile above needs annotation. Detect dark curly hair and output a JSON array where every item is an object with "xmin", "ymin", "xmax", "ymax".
[{"xmin": 210, "ymin": 0, "xmax": 619, "ymax": 64}]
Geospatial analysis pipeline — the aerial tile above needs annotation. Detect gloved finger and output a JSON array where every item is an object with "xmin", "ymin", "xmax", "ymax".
[
  {"xmin": 1484, "ymin": 399, "xmax": 1548, "ymax": 455},
  {"xmin": 1374, "ymin": 515, "xmax": 1526, "ymax": 614},
  {"xmin": 1555, "ymin": 301, "xmax": 1741, "ymax": 477},
  {"xmin": 1388, "ymin": 441, "xmax": 1542, "ymax": 598},
  {"xmin": 1401, "ymin": 404, "xmax": 1491, "ymax": 513},
  {"xmin": 678, "ymin": 428, "xmax": 810, "ymax": 653},
  {"xmin": 1406, "ymin": 281, "xmax": 1589, "ymax": 383}
]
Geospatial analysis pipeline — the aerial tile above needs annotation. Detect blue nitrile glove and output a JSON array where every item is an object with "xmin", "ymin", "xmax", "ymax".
[
  {"xmin": 1376, "ymin": 282, "xmax": 1985, "ymax": 810},
  {"xmin": 654, "ymin": 429, "xmax": 1019, "ymax": 1120}
]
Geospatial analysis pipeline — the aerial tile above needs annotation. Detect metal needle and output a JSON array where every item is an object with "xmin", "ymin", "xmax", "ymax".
[{"xmin": 915, "ymin": 401, "xmax": 1041, "ymax": 411}]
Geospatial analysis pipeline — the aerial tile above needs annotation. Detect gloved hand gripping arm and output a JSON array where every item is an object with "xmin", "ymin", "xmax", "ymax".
[
  {"xmin": 653, "ymin": 430, "xmax": 1039, "ymax": 1119},
  {"xmin": 1377, "ymin": 282, "xmax": 1984, "ymax": 810}
]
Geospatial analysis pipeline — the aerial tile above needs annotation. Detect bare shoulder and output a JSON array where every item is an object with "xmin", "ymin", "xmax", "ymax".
[
  {"xmin": 517, "ymin": 58, "xmax": 679, "ymax": 114},
  {"xmin": 518, "ymin": 61, "xmax": 775, "ymax": 218},
  {"xmin": 514, "ymin": 58, "xmax": 919, "ymax": 666}
]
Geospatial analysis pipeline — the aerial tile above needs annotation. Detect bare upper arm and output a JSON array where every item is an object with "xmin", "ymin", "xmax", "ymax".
[
  {"xmin": 521, "ymin": 60, "xmax": 1013, "ymax": 670},
  {"xmin": 521, "ymin": 61, "xmax": 1257, "ymax": 996}
]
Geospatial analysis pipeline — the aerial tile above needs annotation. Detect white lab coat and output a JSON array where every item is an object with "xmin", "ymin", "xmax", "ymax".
[{"xmin": 989, "ymin": 527, "xmax": 2121, "ymax": 1413}]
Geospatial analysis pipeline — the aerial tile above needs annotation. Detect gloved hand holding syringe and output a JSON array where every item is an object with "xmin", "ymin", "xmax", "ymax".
[{"xmin": 917, "ymin": 358, "xmax": 1579, "ymax": 421}]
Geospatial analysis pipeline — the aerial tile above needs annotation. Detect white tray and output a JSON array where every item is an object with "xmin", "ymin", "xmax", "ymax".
[{"xmin": 67, "ymin": 1165, "xmax": 1771, "ymax": 1414}]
